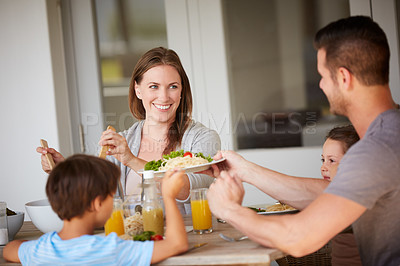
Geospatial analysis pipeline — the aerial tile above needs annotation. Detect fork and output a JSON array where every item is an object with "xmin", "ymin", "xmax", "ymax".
[{"xmin": 219, "ymin": 233, "xmax": 248, "ymax": 242}]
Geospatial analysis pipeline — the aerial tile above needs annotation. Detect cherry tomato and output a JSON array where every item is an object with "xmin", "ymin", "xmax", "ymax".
[
  {"xmin": 151, "ymin": 235, "xmax": 163, "ymax": 241},
  {"xmin": 183, "ymin": 152, "xmax": 193, "ymax": 157}
]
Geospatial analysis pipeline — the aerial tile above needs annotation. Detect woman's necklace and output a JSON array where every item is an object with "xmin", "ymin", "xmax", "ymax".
[
  {"xmin": 147, "ymin": 135, "xmax": 167, "ymax": 143},
  {"xmin": 142, "ymin": 123, "xmax": 168, "ymax": 143}
]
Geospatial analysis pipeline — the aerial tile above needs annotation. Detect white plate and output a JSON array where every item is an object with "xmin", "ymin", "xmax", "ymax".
[
  {"xmin": 257, "ymin": 209, "xmax": 299, "ymax": 215},
  {"xmin": 138, "ymin": 158, "xmax": 226, "ymax": 177},
  {"xmin": 248, "ymin": 203, "xmax": 299, "ymax": 216}
]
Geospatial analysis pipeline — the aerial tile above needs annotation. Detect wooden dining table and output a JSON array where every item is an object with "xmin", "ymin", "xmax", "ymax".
[{"xmin": 0, "ymin": 216, "xmax": 286, "ymax": 265}]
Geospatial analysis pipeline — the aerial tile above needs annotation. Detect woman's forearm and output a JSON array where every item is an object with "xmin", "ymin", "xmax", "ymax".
[{"xmin": 125, "ymin": 156, "xmax": 148, "ymax": 172}]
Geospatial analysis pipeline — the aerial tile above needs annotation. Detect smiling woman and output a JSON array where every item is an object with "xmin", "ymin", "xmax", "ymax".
[
  {"xmin": 133, "ymin": 64, "xmax": 184, "ymax": 138},
  {"xmin": 101, "ymin": 47, "xmax": 221, "ymax": 214},
  {"xmin": 37, "ymin": 47, "xmax": 221, "ymax": 215}
]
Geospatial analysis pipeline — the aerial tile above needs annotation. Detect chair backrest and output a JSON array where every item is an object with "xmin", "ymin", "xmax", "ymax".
[{"xmin": 276, "ymin": 242, "xmax": 332, "ymax": 266}]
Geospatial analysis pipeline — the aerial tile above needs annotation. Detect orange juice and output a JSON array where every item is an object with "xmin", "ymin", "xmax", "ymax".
[
  {"xmin": 191, "ymin": 199, "xmax": 212, "ymax": 231},
  {"xmin": 104, "ymin": 210, "xmax": 125, "ymax": 236}
]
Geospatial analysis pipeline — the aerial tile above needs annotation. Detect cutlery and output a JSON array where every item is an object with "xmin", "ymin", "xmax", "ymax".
[
  {"xmin": 98, "ymin": 125, "xmax": 116, "ymax": 159},
  {"xmin": 40, "ymin": 139, "xmax": 55, "ymax": 170},
  {"xmin": 219, "ymin": 233, "xmax": 248, "ymax": 242},
  {"xmin": 217, "ymin": 218, "xmax": 226, "ymax": 223},
  {"xmin": 186, "ymin": 242, "xmax": 207, "ymax": 252}
]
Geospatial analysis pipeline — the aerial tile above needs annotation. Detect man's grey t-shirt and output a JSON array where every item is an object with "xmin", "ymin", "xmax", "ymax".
[{"xmin": 325, "ymin": 109, "xmax": 400, "ymax": 266}]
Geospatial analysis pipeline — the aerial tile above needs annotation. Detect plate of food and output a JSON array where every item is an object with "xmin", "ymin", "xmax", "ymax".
[
  {"xmin": 248, "ymin": 202, "xmax": 298, "ymax": 215},
  {"xmin": 138, "ymin": 150, "xmax": 225, "ymax": 177}
]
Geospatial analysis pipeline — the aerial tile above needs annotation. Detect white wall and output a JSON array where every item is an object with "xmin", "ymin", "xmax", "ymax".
[
  {"xmin": 0, "ymin": 0, "xmax": 66, "ymax": 219},
  {"xmin": 2, "ymin": 0, "xmax": 397, "ymax": 220},
  {"xmin": 165, "ymin": 0, "xmax": 234, "ymax": 150},
  {"xmin": 0, "ymin": 0, "xmax": 323, "ymax": 217}
]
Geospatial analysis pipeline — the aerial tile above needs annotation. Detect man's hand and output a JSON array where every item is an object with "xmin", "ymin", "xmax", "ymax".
[
  {"xmin": 200, "ymin": 150, "xmax": 251, "ymax": 182},
  {"xmin": 207, "ymin": 171, "xmax": 244, "ymax": 220}
]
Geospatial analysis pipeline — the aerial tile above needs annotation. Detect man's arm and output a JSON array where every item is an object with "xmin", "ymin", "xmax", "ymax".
[
  {"xmin": 207, "ymin": 172, "xmax": 365, "ymax": 257},
  {"xmin": 206, "ymin": 151, "xmax": 329, "ymax": 209},
  {"xmin": 3, "ymin": 240, "xmax": 26, "ymax": 262},
  {"xmin": 225, "ymin": 193, "xmax": 365, "ymax": 256},
  {"xmin": 151, "ymin": 170, "xmax": 188, "ymax": 264},
  {"xmin": 246, "ymin": 165, "xmax": 330, "ymax": 209}
]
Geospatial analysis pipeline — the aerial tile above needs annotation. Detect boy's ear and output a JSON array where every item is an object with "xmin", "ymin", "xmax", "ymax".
[{"xmin": 92, "ymin": 196, "xmax": 102, "ymax": 212}]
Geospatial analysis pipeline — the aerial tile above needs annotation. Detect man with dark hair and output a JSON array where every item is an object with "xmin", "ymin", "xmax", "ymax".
[
  {"xmin": 205, "ymin": 16, "xmax": 400, "ymax": 266},
  {"xmin": 314, "ymin": 15, "xmax": 390, "ymax": 87}
]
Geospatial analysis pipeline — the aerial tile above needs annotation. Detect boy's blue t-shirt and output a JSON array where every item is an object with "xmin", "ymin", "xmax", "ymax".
[{"xmin": 18, "ymin": 232, "xmax": 154, "ymax": 266}]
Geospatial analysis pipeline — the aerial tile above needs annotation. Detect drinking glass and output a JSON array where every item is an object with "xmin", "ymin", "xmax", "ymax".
[
  {"xmin": 0, "ymin": 202, "xmax": 8, "ymax": 245},
  {"xmin": 122, "ymin": 194, "xmax": 144, "ymax": 237},
  {"xmin": 190, "ymin": 188, "xmax": 212, "ymax": 234},
  {"xmin": 104, "ymin": 197, "xmax": 125, "ymax": 236}
]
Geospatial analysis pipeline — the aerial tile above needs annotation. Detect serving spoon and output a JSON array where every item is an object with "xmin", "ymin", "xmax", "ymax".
[
  {"xmin": 40, "ymin": 139, "xmax": 55, "ymax": 170},
  {"xmin": 98, "ymin": 126, "xmax": 124, "ymax": 202}
]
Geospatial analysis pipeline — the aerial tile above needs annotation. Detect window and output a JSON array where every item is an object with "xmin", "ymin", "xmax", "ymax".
[
  {"xmin": 223, "ymin": 0, "xmax": 350, "ymax": 149},
  {"xmin": 95, "ymin": 0, "xmax": 168, "ymax": 132}
]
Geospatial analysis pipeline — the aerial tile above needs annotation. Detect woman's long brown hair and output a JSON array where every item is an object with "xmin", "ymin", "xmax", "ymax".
[{"xmin": 129, "ymin": 47, "xmax": 193, "ymax": 155}]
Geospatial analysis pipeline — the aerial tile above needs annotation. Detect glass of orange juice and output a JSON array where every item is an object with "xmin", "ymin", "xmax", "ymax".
[
  {"xmin": 105, "ymin": 197, "xmax": 125, "ymax": 236},
  {"xmin": 190, "ymin": 188, "xmax": 212, "ymax": 234}
]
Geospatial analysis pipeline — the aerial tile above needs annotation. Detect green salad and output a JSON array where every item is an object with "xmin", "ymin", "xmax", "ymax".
[
  {"xmin": 248, "ymin": 207, "xmax": 266, "ymax": 213},
  {"xmin": 144, "ymin": 149, "xmax": 213, "ymax": 171}
]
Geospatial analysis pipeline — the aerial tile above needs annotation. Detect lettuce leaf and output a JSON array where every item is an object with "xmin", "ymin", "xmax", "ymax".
[
  {"xmin": 194, "ymin": 152, "xmax": 213, "ymax": 162},
  {"xmin": 144, "ymin": 149, "xmax": 213, "ymax": 171}
]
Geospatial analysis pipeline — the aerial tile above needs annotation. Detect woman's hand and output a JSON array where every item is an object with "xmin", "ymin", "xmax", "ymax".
[
  {"xmin": 36, "ymin": 147, "xmax": 65, "ymax": 173},
  {"xmin": 98, "ymin": 129, "xmax": 134, "ymax": 166}
]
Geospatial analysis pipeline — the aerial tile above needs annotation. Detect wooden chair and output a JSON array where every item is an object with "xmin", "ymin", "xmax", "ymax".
[{"xmin": 276, "ymin": 242, "xmax": 332, "ymax": 266}]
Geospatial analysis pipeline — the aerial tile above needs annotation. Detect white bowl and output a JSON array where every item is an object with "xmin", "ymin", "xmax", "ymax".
[
  {"xmin": 25, "ymin": 199, "xmax": 63, "ymax": 233},
  {"xmin": 7, "ymin": 211, "xmax": 24, "ymax": 241}
]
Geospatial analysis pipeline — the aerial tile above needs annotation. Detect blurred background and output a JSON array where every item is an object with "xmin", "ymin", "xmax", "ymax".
[{"xmin": 1, "ymin": 0, "xmax": 399, "ymax": 215}]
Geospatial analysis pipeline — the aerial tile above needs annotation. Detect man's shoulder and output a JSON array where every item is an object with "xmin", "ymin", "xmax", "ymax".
[
  {"xmin": 374, "ymin": 109, "xmax": 400, "ymax": 130},
  {"xmin": 345, "ymin": 135, "xmax": 396, "ymax": 162},
  {"xmin": 364, "ymin": 109, "xmax": 400, "ymax": 152},
  {"xmin": 338, "ymin": 132, "xmax": 400, "ymax": 183},
  {"xmin": 382, "ymin": 108, "xmax": 400, "ymax": 120}
]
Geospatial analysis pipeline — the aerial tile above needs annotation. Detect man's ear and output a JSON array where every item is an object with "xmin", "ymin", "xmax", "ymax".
[
  {"xmin": 135, "ymin": 81, "xmax": 142, "ymax": 100},
  {"xmin": 338, "ymin": 67, "xmax": 353, "ymax": 91}
]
